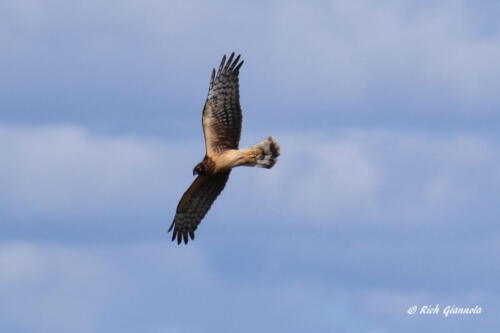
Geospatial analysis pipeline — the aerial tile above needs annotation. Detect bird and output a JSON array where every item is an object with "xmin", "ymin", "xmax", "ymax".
[{"xmin": 168, "ymin": 52, "xmax": 280, "ymax": 244}]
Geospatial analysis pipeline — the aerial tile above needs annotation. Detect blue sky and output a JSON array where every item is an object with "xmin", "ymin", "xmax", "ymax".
[{"xmin": 1, "ymin": 0, "xmax": 499, "ymax": 332}]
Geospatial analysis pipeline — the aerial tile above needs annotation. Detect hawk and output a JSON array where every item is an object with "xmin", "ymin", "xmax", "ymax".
[{"xmin": 168, "ymin": 52, "xmax": 280, "ymax": 244}]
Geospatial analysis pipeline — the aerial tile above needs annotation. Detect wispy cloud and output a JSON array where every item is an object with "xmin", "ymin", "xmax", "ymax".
[
  {"xmin": 1, "ymin": 239, "xmax": 498, "ymax": 333},
  {"xmin": 2, "ymin": 125, "xmax": 499, "ymax": 240},
  {"xmin": 1, "ymin": 1, "xmax": 499, "ymax": 330},
  {"xmin": 0, "ymin": 125, "xmax": 189, "ymax": 215},
  {"xmin": 1, "ymin": 0, "xmax": 500, "ymax": 132}
]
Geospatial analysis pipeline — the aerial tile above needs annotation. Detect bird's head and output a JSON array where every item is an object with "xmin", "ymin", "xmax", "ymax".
[{"xmin": 193, "ymin": 162, "xmax": 206, "ymax": 176}]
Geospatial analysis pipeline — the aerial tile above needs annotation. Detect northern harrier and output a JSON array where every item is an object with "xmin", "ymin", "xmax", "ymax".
[{"xmin": 168, "ymin": 52, "xmax": 280, "ymax": 244}]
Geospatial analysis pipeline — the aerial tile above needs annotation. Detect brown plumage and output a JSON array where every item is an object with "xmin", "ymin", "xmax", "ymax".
[{"xmin": 168, "ymin": 52, "xmax": 281, "ymax": 244}]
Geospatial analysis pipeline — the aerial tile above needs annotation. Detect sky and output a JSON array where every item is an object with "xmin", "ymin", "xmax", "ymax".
[{"xmin": 1, "ymin": 0, "xmax": 500, "ymax": 332}]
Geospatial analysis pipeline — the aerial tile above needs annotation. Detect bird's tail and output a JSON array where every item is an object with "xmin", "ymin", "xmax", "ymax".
[{"xmin": 245, "ymin": 136, "xmax": 280, "ymax": 168}]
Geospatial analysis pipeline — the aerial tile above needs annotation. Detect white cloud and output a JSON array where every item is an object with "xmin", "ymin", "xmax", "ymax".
[
  {"xmin": 266, "ymin": 0, "xmax": 500, "ymax": 106},
  {"xmin": 0, "ymin": 241, "xmax": 214, "ymax": 333},
  {"xmin": 0, "ymin": 242, "xmax": 48, "ymax": 286},
  {"xmin": 1, "ymin": 125, "xmax": 499, "ymax": 236},
  {"xmin": 275, "ymin": 133, "xmax": 380, "ymax": 219},
  {"xmin": 1, "ymin": 239, "xmax": 499, "ymax": 333},
  {"xmin": 2, "ymin": 0, "xmax": 500, "ymax": 115},
  {"xmin": 0, "ymin": 240, "xmax": 343, "ymax": 332},
  {"xmin": 233, "ymin": 130, "xmax": 500, "ymax": 229},
  {"xmin": 0, "ymin": 125, "xmax": 201, "ymax": 221},
  {"xmin": 0, "ymin": 123, "xmax": 498, "ymax": 329}
]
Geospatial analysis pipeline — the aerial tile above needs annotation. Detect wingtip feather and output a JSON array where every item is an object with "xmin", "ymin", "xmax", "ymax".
[
  {"xmin": 209, "ymin": 68, "xmax": 215, "ymax": 89},
  {"xmin": 230, "ymin": 54, "xmax": 241, "ymax": 70},
  {"xmin": 235, "ymin": 60, "xmax": 244, "ymax": 71},
  {"xmin": 217, "ymin": 54, "xmax": 226, "ymax": 76},
  {"xmin": 224, "ymin": 52, "xmax": 235, "ymax": 71}
]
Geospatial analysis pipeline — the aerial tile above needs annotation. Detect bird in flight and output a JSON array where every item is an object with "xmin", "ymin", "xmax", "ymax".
[{"xmin": 168, "ymin": 52, "xmax": 280, "ymax": 244}]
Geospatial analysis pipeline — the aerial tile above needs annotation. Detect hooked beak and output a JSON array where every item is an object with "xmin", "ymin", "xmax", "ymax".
[{"xmin": 193, "ymin": 169, "xmax": 197, "ymax": 176}]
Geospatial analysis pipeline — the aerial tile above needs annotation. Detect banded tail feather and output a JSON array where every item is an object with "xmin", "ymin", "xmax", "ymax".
[{"xmin": 246, "ymin": 136, "xmax": 280, "ymax": 168}]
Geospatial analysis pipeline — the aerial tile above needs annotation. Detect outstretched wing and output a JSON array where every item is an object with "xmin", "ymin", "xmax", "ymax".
[
  {"xmin": 202, "ymin": 52, "xmax": 244, "ymax": 155},
  {"xmin": 168, "ymin": 172, "xmax": 230, "ymax": 244}
]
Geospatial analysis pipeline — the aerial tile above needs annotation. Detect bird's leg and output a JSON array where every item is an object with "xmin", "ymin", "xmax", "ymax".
[
  {"xmin": 222, "ymin": 149, "xmax": 262, "ymax": 169},
  {"xmin": 245, "ymin": 149, "xmax": 261, "ymax": 164}
]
